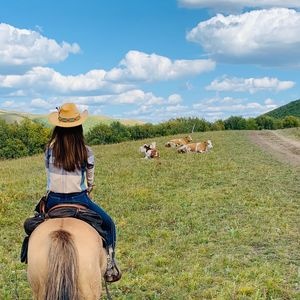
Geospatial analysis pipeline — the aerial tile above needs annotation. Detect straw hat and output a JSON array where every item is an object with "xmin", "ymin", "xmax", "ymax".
[{"xmin": 48, "ymin": 103, "xmax": 88, "ymax": 127}]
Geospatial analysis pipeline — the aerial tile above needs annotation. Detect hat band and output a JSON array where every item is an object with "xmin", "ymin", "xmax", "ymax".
[{"xmin": 58, "ymin": 114, "xmax": 81, "ymax": 123}]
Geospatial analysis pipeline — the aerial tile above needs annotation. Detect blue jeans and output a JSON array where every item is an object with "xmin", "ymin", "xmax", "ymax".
[{"xmin": 46, "ymin": 191, "xmax": 116, "ymax": 250}]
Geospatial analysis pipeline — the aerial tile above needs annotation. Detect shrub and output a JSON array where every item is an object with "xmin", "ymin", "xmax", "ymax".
[
  {"xmin": 224, "ymin": 116, "xmax": 247, "ymax": 130},
  {"xmin": 255, "ymin": 116, "xmax": 277, "ymax": 130},
  {"xmin": 211, "ymin": 120, "xmax": 225, "ymax": 131},
  {"xmin": 0, "ymin": 119, "xmax": 50, "ymax": 159},
  {"xmin": 282, "ymin": 116, "xmax": 300, "ymax": 128},
  {"xmin": 245, "ymin": 118, "xmax": 259, "ymax": 130}
]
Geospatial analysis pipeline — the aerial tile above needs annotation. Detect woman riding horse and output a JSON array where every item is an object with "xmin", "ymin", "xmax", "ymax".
[
  {"xmin": 44, "ymin": 103, "xmax": 121, "ymax": 282},
  {"xmin": 27, "ymin": 103, "xmax": 121, "ymax": 297}
]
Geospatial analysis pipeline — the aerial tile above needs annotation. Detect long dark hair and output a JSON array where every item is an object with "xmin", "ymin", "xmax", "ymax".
[{"xmin": 48, "ymin": 125, "xmax": 87, "ymax": 172}]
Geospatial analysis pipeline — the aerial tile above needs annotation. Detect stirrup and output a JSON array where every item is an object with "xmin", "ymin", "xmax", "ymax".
[
  {"xmin": 105, "ymin": 249, "xmax": 122, "ymax": 283},
  {"xmin": 104, "ymin": 264, "xmax": 122, "ymax": 282}
]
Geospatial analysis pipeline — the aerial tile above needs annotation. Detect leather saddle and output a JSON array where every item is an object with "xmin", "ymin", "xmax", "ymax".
[{"xmin": 21, "ymin": 198, "xmax": 107, "ymax": 263}]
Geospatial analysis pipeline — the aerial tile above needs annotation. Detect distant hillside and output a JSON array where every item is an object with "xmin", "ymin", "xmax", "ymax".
[
  {"xmin": 263, "ymin": 99, "xmax": 300, "ymax": 119},
  {"xmin": 0, "ymin": 110, "xmax": 30, "ymax": 124},
  {"xmin": 0, "ymin": 109, "xmax": 143, "ymax": 132}
]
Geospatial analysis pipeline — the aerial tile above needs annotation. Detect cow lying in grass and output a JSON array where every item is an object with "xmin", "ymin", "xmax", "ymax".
[
  {"xmin": 177, "ymin": 140, "xmax": 213, "ymax": 153},
  {"xmin": 139, "ymin": 142, "xmax": 160, "ymax": 159},
  {"xmin": 165, "ymin": 135, "xmax": 192, "ymax": 148}
]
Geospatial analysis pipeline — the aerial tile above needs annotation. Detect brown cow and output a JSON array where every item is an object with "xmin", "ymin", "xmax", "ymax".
[
  {"xmin": 177, "ymin": 140, "xmax": 213, "ymax": 153},
  {"xmin": 165, "ymin": 135, "xmax": 192, "ymax": 148}
]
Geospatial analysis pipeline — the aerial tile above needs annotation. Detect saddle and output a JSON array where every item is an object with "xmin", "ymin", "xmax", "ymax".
[{"xmin": 21, "ymin": 196, "xmax": 108, "ymax": 263}]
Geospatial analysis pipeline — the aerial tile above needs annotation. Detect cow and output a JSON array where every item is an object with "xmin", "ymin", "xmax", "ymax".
[
  {"xmin": 177, "ymin": 140, "xmax": 213, "ymax": 153},
  {"xmin": 165, "ymin": 135, "xmax": 192, "ymax": 148},
  {"xmin": 139, "ymin": 142, "xmax": 160, "ymax": 159}
]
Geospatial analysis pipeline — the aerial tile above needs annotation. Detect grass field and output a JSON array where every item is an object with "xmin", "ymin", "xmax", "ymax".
[{"xmin": 0, "ymin": 130, "xmax": 299, "ymax": 299}]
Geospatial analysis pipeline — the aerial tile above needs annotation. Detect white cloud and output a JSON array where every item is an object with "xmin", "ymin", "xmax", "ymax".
[
  {"xmin": 105, "ymin": 50, "xmax": 215, "ymax": 81},
  {"xmin": 265, "ymin": 98, "xmax": 274, "ymax": 105},
  {"xmin": 168, "ymin": 94, "xmax": 182, "ymax": 104},
  {"xmin": 0, "ymin": 23, "xmax": 80, "ymax": 69},
  {"xmin": 178, "ymin": 0, "xmax": 300, "ymax": 13},
  {"xmin": 2, "ymin": 100, "xmax": 14, "ymax": 108},
  {"xmin": 109, "ymin": 90, "xmax": 164, "ymax": 106},
  {"xmin": 30, "ymin": 98, "xmax": 51, "ymax": 108},
  {"xmin": 186, "ymin": 8, "xmax": 300, "ymax": 66},
  {"xmin": 52, "ymin": 89, "xmax": 164, "ymax": 108},
  {"xmin": 0, "ymin": 66, "xmax": 133, "ymax": 95},
  {"xmin": 206, "ymin": 76, "xmax": 295, "ymax": 93},
  {"xmin": 166, "ymin": 104, "xmax": 188, "ymax": 112},
  {"xmin": 0, "ymin": 49, "xmax": 216, "ymax": 97},
  {"xmin": 125, "ymin": 104, "xmax": 191, "ymax": 122},
  {"xmin": 192, "ymin": 96, "xmax": 278, "ymax": 120},
  {"xmin": 120, "ymin": 93, "xmax": 190, "ymax": 122},
  {"xmin": 8, "ymin": 90, "xmax": 26, "ymax": 97}
]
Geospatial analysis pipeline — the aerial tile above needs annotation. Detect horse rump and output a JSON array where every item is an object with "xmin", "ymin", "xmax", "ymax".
[{"xmin": 45, "ymin": 230, "xmax": 80, "ymax": 300}]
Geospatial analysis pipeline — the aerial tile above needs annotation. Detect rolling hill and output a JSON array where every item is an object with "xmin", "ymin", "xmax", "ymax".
[
  {"xmin": 0, "ymin": 109, "xmax": 143, "ymax": 132},
  {"xmin": 263, "ymin": 99, "xmax": 300, "ymax": 118}
]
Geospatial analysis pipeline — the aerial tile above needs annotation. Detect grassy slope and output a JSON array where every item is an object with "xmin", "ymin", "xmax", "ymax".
[
  {"xmin": 0, "ymin": 131, "xmax": 299, "ymax": 299},
  {"xmin": 277, "ymin": 127, "xmax": 300, "ymax": 141},
  {"xmin": 0, "ymin": 110, "xmax": 143, "ymax": 133},
  {"xmin": 0, "ymin": 112, "xmax": 29, "ymax": 124}
]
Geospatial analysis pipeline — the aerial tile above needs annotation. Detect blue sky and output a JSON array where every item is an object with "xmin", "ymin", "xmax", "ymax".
[{"xmin": 0, "ymin": 0, "xmax": 300, "ymax": 123}]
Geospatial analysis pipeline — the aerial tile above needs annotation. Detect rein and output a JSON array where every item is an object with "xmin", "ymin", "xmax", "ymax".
[{"xmin": 104, "ymin": 281, "xmax": 113, "ymax": 300}]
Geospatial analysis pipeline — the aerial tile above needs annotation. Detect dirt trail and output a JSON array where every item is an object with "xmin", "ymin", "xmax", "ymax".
[{"xmin": 248, "ymin": 130, "xmax": 300, "ymax": 167}]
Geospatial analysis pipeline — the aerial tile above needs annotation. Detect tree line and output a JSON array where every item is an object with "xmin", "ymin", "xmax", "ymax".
[
  {"xmin": 0, "ymin": 119, "xmax": 51, "ymax": 159},
  {"xmin": 0, "ymin": 115, "xmax": 299, "ymax": 159}
]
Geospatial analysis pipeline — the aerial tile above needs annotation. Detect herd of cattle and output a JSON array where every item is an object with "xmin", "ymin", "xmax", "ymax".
[{"xmin": 139, "ymin": 135, "xmax": 213, "ymax": 159}]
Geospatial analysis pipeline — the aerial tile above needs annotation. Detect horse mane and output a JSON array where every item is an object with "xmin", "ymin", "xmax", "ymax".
[{"xmin": 45, "ymin": 230, "xmax": 80, "ymax": 300}]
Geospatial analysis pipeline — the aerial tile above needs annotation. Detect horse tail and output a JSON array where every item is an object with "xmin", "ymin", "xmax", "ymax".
[{"xmin": 45, "ymin": 230, "xmax": 80, "ymax": 300}]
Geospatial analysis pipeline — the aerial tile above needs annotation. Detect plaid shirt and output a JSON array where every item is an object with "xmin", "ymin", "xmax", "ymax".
[{"xmin": 45, "ymin": 146, "xmax": 95, "ymax": 194}]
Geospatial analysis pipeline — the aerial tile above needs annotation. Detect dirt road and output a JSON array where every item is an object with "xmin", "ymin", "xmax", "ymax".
[{"xmin": 248, "ymin": 130, "xmax": 300, "ymax": 167}]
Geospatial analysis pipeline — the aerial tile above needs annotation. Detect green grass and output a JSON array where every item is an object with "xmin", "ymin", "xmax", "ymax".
[
  {"xmin": 277, "ymin": 128, "xmax": 300, "ymax": 141},
  {"xmin": 0, "ymin": 131, "xmax": 299, "ymax": 299}
]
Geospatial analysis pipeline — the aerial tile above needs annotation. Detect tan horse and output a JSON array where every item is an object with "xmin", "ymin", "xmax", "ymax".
[{"xmin": 27, "ymin": 217, "xmax": 107, "ymax": 300}]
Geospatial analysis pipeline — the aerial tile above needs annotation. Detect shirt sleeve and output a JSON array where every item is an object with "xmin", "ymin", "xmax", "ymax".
[
  {"xmin": 45, "ymin": 147, "xmax": 50, "ymax": 169},
  {"xmin": 86, "ymin": 146, "xmax": 95, "ymax": 189},
  {"xmin": 45, "ymin": 147, "xmax": 51, "ymax": 192}
]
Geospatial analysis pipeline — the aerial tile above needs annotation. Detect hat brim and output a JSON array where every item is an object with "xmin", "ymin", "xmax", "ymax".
[{"xmin": 48, "ymin": 110, "xmax": 88, "ymax": 128}]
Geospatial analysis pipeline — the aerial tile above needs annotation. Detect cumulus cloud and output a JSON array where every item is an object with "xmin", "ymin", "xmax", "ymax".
[
  {"xmin": 31, "ymin": 98, "xmax": 51, "ymax": 109},
  {"xmin": 206, "ymin": 76, "xmax": 295, "ymax": 93},
  {"xmin": 54, "ymin": 89, "xmax": 164, "ymax": 108},
  {"xmin": 105, "ymin": 90, "xmax": 164, "ymax": 106},
  {"xmin": 264, "ymin": 98, "xmax": 275, "ymax": 105},
  {"xmin": 186, "ymin": 8, "xmax": 300, "ymax": 66},
  {"xmin": 192, "ymin": 96, "xmax": 278, "ymax": 119},
  {"xmin": 125, "ymin": 103, "xmax": 190, "ymax": 122},
  {"xmin": 0, "ymin": 49, "xmax": 216, "ymax": 97},
  {"xmin": 2, "ymin": 100, "xmax": 14, "ymax": 108},
  {"xmin": 166, "ymin": 104, "xmax": 188, "ymax": 112},
  {"xmin": 0, "ymin": 23, "xmax": 80, "ymax": 69},
  {"xmin": 168, "ymin": 94, "xmax": 182, "ymax": 104},
  {"xmin": 178, "ymin": 0, "xmax": 300, "ymax": 13},
  {"xmin": 118, "ymin": 92, "xmax": 188, "ymax": 121},
  {"xmin": 105, "ymin": 50, "xmax": 215, "ymax": 81},
  {"xmin": 0, "ymin": 66, "xmax": 133, "ymax": 95}
]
